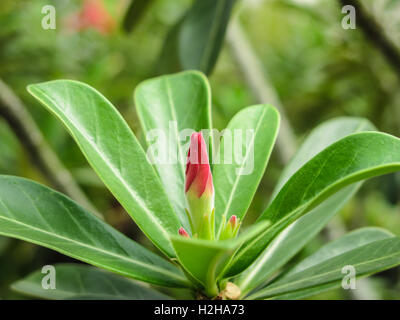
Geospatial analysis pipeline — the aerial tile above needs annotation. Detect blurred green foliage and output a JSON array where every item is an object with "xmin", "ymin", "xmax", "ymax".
[{"xmin": 0, "ymin": 0, "xmax": 399, "ymax": 299}]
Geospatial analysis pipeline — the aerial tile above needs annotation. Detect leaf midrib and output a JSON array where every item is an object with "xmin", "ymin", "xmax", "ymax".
[
  {"xmin": 0, "ymin": 214, "xmax": 185, "ymax": 283},
  {"xmin": 165, "ymin": 78, "xmax": 186, "ymax": 179},
  {"xmin": 237, "ymin": 223, "xmax": 294, "ymax": 290},
  {"xmin": 230, "ymin": 160, "xmax": 400, "ymax": 270},
  {"xmin": 218, "ymin": 107, "xmax": 267, "ymax": 229},
  {"xmin": 30, "ymin": 86, "xmax": 172, "ymax": 242},
  {"xmin": 15, "ymin": 282, "xmax": 158, "ymax": 300},
  {"xmin": 251, "ymin": 245, "xmax": 400, "ymax": 298},
  {"xmin": 271, "ymin": 119, "xmax": 372, "ymax": 198}
]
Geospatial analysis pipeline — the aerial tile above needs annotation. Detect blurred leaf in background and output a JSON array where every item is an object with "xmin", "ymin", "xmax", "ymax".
[{"xmin": 156, "ymin": 0, "xmax": 237, "ymax": 75}]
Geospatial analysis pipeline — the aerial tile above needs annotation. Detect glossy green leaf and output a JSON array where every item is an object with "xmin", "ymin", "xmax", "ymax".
[
  {"xmin": 170, "ymin": 221, "xmax": 269, "ymax": 296},
  {"xmin": 224, "ymin": 131, "xmax": 400, "ymax": 277},
  {"xmin": 268, "ymin": 282, "xmax": 340, "ymax": 300},
  {"xmin": 249, "ymin": 228, "xmax": 398, "ymax": 299},
  {"xmin": 237, "ymin": 117, "xmax": 374, "ymax": 294},
  {"xmin": 135, "ymin": 71, "xmax": 212, "ymax": 230},
  {"xmin": 284, "ymin": 227, "xmax": 394, "ymax": 277},
  {"xmin": 12, "ymin": 263, "xmax": 171, "ymax": 300},
  {"xmin": 213, "ymin": 105, "xmax": 279, "ymax": 234},
  {"xmin": 27, "ymin": 80, "xmax": 180, "ymax": 257},
  {"xmin": 237, "ymin": 186, "xmax": 358, "ymax": 295},
  {"xmin": 271, "ymin": 117, "xmax": 375, "ymax": 198},
  {"xmin": 171, "ymin": 237, "xmax": 232, "ymax": 296},
  {"xmin": 158, "ymin": 0, "xmax": 236, "ymax": 75},
  {"xmin": 0, "ymin": 176, "xmax": 189, "ymax": 288}
]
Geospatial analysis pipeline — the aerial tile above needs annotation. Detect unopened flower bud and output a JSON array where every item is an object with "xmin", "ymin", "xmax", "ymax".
[
  {"xmin": 219, "ymin": 215, "xmax": 241, "ymax": 240},
  {"xmin": 185, "ymin": 132, "xmax": 215, "ymax": 239},
  {"xmin": 178, "ymin": 227, "xmax": 190, "ymax": 238},
  {"xmin": 229, "ymin": 215, "xmax": 238, "ymax": 227}
]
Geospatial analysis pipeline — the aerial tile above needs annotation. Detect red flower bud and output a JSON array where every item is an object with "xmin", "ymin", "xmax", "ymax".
[
  {"xmin": 229, "ymin": 215, "xmax": 238, "ymax": 227},
  {"xmin": 185, "ymin": 132, "xmax": 214, "ymax": 238},
  {"xmin": 219, "ymin": 215, "xmax": 241, "ymax": 240},
  {"xmin": 185, "ymin": 132, "xmax": 214, "ymax": 197},
  {"xmin": 178, "ymin": 227, "xmax": 189, "ymax": 238}
]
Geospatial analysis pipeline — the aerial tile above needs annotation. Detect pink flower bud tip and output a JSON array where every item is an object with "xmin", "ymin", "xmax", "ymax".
[
  {"xmin": 219, "ymin": 215, "xmax": 241, "ymax": 240},
  {"xmin": 178, "ymin": 227, "xmax": 189, "ymax": 238},
  {"xmin": 184, "ymin": 132, "xmax": 215, "ymax": 238},
  {"xmin": 185, "ymin": 132, "xmax": 214, "ymax": 198},
  {"xmin": 229, "ymin": 215, "xmax": 238, "ymax": 226}
]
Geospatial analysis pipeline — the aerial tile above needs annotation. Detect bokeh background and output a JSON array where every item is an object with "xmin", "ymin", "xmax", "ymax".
[{"xmin": 0, "ymin": 0, "xmax": 399, "ymax": 299}]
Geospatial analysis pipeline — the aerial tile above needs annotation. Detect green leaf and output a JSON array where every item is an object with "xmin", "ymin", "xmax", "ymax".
[
  {"xmin": 0, "ymin": 176, "xmax": 189, "ymax": 288},
  {"xmin": 170, "ymin": 221, "xmax": 269, "ymax": 296},
  {"xmin": 157, "ymin": 19, "xmax": 183, "ymax": 75},
  {"xmin": 284, "ymin": 227, "xmax": 394, "ymax": 277},
  {"xmin": 237, "ymin": 117, "xmax": 374, "ymax": 294},
  {"xmin": 27, "ymin": 80, "xmax": 180, "ymax": 257},
  {"xmin": 122, "ymin": 0, "xmax": 154, "ymax": 33},
  {"xmin": 224, "ymin": 131, "xmax": 400, "ymax": 277},
  {"xmin": 158, "ymin": 0, "xmax": 236, "ymax": 75},
  {"xmin": 171, "ymin": 237, "xmax": 232, "ymax": 296},
  {"xmin": 248, "ymin": 228, "xmax": 398, "ymax": 299},
  {"xmin": 213, "ymin": 104, "xmax": 279, "ymax": 234},
  {"xmin": 271, "ymin": 117, "xmax": 375, "ymax": 198},
  {"xmin": 237, "ymin": 186, "xmax": 358, "ymax": 295},
  {"xmin": 268, "ymin": 282, "xmax": 340, "ymax": 300},
  {"xmin": 12, "ymin": 263, "xmax": 171, "ymax": 300},
  {"xmin": 178, "ymin": 0, "xmax": 236, "ymax": 74},
  {"xmin": 134, "ymin": 71, "xmax": 212, "ymax": 230}
]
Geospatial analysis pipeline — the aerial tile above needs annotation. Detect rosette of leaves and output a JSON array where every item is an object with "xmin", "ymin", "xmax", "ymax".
[{"xmin": 2, "ymin": 71, "xmax": 400, "ymax": 300}]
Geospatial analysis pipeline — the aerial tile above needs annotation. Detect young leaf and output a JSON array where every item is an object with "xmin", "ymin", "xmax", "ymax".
[
  {"xmin": 12, "ymin": 263, "xmax": 171, "ymax": 300},
  {"xmin": 170, "ymin": 221, "xmax": 269, "ymax": 296},
  {"xmin": 224, "ymin": 131, "xmax": 400, "ymax": 277},
  {"xmin": 27, "ymin": 80, "xmax": 180, "ymax": 257},
  {"xmin": 237, "ymin": 117, "xmax": 374, "ymax": 294},
  {"xmin": 171, "ymin": 237, "xmax": 233, "ymax": 296},
  {"xmin": 0, "ymin": 176, "xmax": 189, "ymax": 288},
  {"xmin": 248, "ymin": 228, "xmax": 399, "ymax": 299},
  {"xmin": 213, "ymin": 104, "xmax": 279, "ymax": 234},
  {"xmin": 134, "ymin": 71, "xmax": 212, "ymax": 230}
]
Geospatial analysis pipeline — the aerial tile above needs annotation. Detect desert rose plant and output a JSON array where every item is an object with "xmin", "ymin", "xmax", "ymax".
[{"xmin": 1, "ymin": 71, "xmax": 400, "ymax": 300}]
